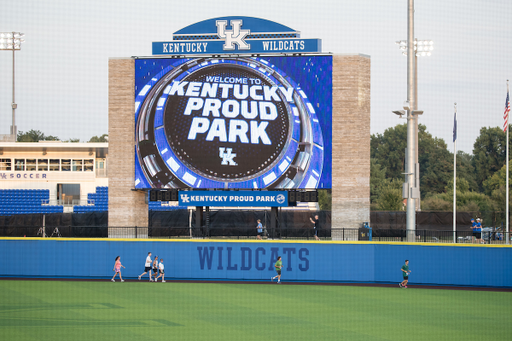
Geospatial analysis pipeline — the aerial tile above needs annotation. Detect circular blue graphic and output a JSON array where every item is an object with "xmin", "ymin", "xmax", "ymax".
[{"xmin": 135, "ymin": 57, "xmax": 324, "ymax": 189}]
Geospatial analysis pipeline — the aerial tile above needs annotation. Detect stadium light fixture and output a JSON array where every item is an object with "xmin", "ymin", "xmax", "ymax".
[
  {"xmin": 396, "ymin": 39, "xmax": 434, "ymax": 57},
  {"xmin": 0, "ymin": 32, "xmax": 25, "ymax": 141},
  {"xmin": 392, "ymin": 110, "xmax": 406, "ymax": 119}
]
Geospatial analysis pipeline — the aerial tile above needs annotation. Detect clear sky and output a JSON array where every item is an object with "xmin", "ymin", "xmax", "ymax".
[{"xmin": 0, "ymin": 0, "xmax": 510, "ymax": 153}]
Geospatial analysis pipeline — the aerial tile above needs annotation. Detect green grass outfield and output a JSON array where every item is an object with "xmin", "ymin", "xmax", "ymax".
[{"xmin": 1, "ymin": 280, "xmax": 511, "ymax": 341}]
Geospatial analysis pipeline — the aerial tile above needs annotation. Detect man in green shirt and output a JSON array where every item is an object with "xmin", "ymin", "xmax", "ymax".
[
  {"xmin": 271, "ymin": 256, "xmax": 283, "ymax": 283},
  {"xmin": 399, "ymin": 260, "xmax": 411, "ymax": 288}
]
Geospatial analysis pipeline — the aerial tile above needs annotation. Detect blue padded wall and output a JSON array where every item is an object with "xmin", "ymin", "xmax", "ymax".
[{"xmin": 0, "ymin": 239, "xmax": 510, "ymax": 288}]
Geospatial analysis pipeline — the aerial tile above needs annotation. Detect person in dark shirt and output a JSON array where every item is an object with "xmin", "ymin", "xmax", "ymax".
[
  {"xmin": 399, "ymin": 260, "xmax": 411, "ymax": 288},
  {"xmin": 309, "ymin": 214, "xmax": 320, "ymax": 241}
]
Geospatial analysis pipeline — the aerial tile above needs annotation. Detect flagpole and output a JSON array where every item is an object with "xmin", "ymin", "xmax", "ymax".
[
  {"xmin": 453, "ymin": 103, "xmax": 457, "ymax": 243},
  {"xmin": 506, "ymin": 80, "xmax": 509, "ymax": 244}
]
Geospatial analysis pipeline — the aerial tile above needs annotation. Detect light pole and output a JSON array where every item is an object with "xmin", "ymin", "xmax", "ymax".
[
  {"xmin": 396, "ymin": 39, "xmax": 433, "ymax": 212},
  {"xmin": 391, "ymin": 0, "xmax": 422, "ymax": 241},
  {"xmin": 0, "ymin": 32, "xmax": 25, "ymax": 141}
]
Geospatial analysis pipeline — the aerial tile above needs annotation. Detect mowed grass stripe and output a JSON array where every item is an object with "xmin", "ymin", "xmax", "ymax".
[{"xmin": 0, "ymin": 280, "xmax": 511, "ymax": 341}]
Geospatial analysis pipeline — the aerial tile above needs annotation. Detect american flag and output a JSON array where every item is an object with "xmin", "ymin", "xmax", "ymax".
[{"xmin": 504, "ymin": 88, "xmax": 510, "ymax": 133}]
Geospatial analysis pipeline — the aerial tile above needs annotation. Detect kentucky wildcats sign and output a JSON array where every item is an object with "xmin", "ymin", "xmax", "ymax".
[
  {"xmin": 152, "ymin": 16, "xmax": 322, "ymax": 55},
  {"xmin": 179, "ymin": 190, "xmax": 288, "ymax": 207}
]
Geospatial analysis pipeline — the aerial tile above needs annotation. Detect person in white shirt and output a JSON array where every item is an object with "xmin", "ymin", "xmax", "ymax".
[
  {"xmin": 155, "ymin": 259, "xmax": 165, "ymax": 283},
  {"xmin": 138, "ymin": 252, "xmax": 153, "ymax": 281}
]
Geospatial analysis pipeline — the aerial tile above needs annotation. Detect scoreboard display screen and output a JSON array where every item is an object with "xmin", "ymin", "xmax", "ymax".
[{"xmin": 134, "ymin": 55, "xmax": 332, "ymax": 189}]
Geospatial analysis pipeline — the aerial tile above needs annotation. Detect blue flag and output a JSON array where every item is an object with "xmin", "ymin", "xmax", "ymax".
[{"xmin": 453, "ymin": 112, "xmax": 457, "ymax": 142}]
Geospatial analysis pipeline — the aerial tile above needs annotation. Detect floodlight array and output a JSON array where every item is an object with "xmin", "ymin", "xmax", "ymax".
[
  {"xmin": 396, "ymin": 39, "xmax": 433, "ymax": 57},
  {"xmin": 0, "ymin": 32, "xmax": 25, "ymax": 50}
]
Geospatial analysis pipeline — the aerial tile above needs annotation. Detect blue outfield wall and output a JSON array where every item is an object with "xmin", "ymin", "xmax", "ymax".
[{"xmin": 0, "ymin": 239, "xmax": 511, "ymax": 287}]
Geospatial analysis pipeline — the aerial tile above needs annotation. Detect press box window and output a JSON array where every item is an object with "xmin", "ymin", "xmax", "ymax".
[
  {"xmin": 25, "ymin": 159, "xmax": 36, "ymax": 171},
  {"xmin": 84, "ymin": 159, "xmax": 93, "ymax": 172},
  {"xmin": 72, "ymin": 159, "xmax": 83, "ymax": 172},
  {"xmin": 14, "ymin": 159, "xmax": 25, "ymax": 171},
  {"xmin": 61, "ymin": 159, "xmax": 71, "ymax": 171},
  {"xmin": 49, "ymin": 159, "xmax": 60, "ymax": 171},
  {"xmin": 0, "ymin": 159, "xmax": 11, "ymax": 171},
  {"xmin": 37, "ymin": 159, "xmax": 48, "ymax": 171}
]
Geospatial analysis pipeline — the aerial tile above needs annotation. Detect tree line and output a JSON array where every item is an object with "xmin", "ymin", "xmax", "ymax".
[
  {"xmin": 16, "ymin": 130, "xmax": 108, "ymax": 143},
  {"xmin": 371, "ymin": 124, "xmax": 511, "ymax": 213}
]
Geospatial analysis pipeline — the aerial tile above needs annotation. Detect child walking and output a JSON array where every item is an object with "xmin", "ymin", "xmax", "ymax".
[
  {"xmin": 155, "ymin": 258, "xmax": 166, "ymax": 283},
  {"xmin": 151, "ymin": 256, "xmax": 159, "ymax": 282},
  {"xmin": 111, "ymin": 256, "xmax": 125, "ymax": 282}
]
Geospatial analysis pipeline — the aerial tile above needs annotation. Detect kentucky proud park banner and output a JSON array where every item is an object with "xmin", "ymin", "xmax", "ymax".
[{"xmin": 178, "ymin": 190, "xmax": 288, "ymax": 207}]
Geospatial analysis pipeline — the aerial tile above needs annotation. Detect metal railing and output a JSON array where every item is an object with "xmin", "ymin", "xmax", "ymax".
[
  {"xmin": 372, "ymin": 229, "xmax": 511, "ymax": 244},
  {"xmin": 0, "ymin": 226, "xmax": 510, "ymax": 244},
  {"xmin": 41, "ymin": 199, "xmax": 96, "ymax": 207},
  {"xmin": 95, "ymin": 168, "xmax": 107, "ymax": 178}
]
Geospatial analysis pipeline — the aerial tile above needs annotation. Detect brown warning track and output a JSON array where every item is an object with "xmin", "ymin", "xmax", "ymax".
[{"xmin": 1, "ymin": 277, "xmax": 511, "ymax": 292}]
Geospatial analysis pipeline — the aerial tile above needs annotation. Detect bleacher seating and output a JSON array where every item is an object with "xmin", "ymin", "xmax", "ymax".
[
  {"xmin": 0, "ymin": 189, "xmax": 64, "ymax": 216},
  {"xmin": 73, "ymin": 186, "xmax": 108, "ymax": 213}
]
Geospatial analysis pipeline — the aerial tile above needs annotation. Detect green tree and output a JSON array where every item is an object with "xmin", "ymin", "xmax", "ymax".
[
  {"xmin": 371, "ymin": 123, "xmax": 454, "ymax": 197},
  {"xmin": 370, "ymin": 124, "xmax": 407, "ymax": 180},
  {"xmin": 421, "ymin": 196, "xmax": 452, "ymax": 211},
  {"xmin": 62, "ymin": 138, "xmax": 80, "ymax": 143},
  {"xmin": 17, "ymin": 129, "xmax": 59, "ymax": 142},
  {"xmin": 455, "ymin": 151, "xmax": 478, "ymax": 192},
  {"xmin": 422, "ymin": 177, "xmax": 494, "ymax": 212},
  {"xmin": 89, "ymin": 134, "xmax": 108, "ymax": 142},
  {"xmin": 419, "ymin": 134, "xmax": 452, "ymax": 196},
  {"xmin": 370, "ymin": 158, "xmax": 386, "ymax": 204},
  {"xmin": 375, "ymin": 178, "xmax": 403, "ymax": 211},
  {"xmin": 318, "ymin": 189, "xmax": 331, "ymax": 211},
  {"xmin": 472, "ymin": 126, "xmax": 508, "ymax": 191},
  {"xmin": 483, "ymin": 164, "xmax": 512, "ymax": 211}
]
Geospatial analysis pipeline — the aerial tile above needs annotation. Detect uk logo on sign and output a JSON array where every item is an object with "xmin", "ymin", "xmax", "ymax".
[
  {"xmin": 219, "ymin": 147, "xmax": 237, "ymax": 166},
  {"xmin": 151, "ymin": 16, "xmax": 322, "ymax": 56},
  {"xmin": 216, "ymin": 19, "xmax": 250, "ymax": 50}
]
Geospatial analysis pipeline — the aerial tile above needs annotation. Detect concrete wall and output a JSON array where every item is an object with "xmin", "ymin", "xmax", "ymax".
[
  {"xmin": 108, "ymin": 58, "xmax": 148, "ymax": 229},
  {"xmin": 332, "ymin": 55, "xmax": 371, "ymax": 232}
]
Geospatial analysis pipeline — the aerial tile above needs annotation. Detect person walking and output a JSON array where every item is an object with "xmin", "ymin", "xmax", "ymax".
[
  {"xmin": 138, "ymin": 252, "xmax": 153, "ymax": 281},
  {"xmin": 152, "ymin": 256, "xmax": 159, "ymax": 281},
  {"xmin": 310, "ymin": 214, "xmax": 320, "ymax": 241},
  {"xmin": 111, "ymin": 256, "xmax": 125, "ymax": 282},
  {"xmin": 271, "ymin": 256, "xmax": 283, "ymax": 283},
  {"xmin": 256, "ymin": 219, "xmax": 263, "ymax": 240},
  {"xmin": 399, "ymin": 260, "xmax": 411, "ymax": 288},
  {"xmin": 155, "ymin": 258, "xmax": 165, "ymax": 282}
]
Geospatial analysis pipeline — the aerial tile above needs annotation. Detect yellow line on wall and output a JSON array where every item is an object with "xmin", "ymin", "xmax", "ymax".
[{"xmin": 1, "ymin": 237, "xmax": 511, "ymax": 247}]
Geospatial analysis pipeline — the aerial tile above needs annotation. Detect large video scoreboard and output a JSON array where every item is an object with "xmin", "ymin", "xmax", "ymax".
[{"xmin": 134, "ymin": 55, "xmax": 332, "ymax": 190}]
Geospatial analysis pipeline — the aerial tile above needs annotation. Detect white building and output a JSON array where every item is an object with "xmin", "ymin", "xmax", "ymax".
[{"xmin": 0, "ymin": 141, "xmax": 108, "ymax": 213}]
